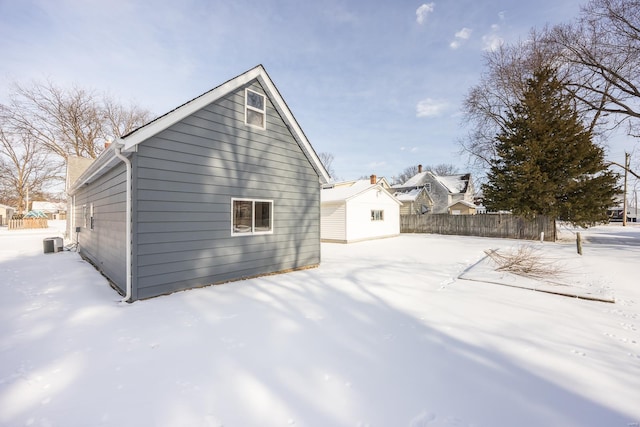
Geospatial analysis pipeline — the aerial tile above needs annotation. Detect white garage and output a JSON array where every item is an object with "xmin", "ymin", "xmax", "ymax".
[{"xmin": 321, "ymin": 176, "xmax": 401, "ymax": 243}]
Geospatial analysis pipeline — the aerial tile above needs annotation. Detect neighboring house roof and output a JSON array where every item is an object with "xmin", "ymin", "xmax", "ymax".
[
  {"xmin": 447, "ymin": 200, "xmax": 477, "ymax": 209},
  {"xmin": 31, "ymin": 201, "xmax": 67, "ymax": 212},
  {"xmin": 436, "ymin": 174, "xmax": 471, "ymax": 194},
  {"xmin": 68, "ymin": 65, "xmax": 330, "ymax": 194},
  {"xmin": 0, "ymin": 204, "xmax": 16, "ymax": 210},
  {"xmin": 394, "ymin": 187, "xmax": 428, "ymax": 202},
  {"xmin": 321, "ymin": 179, "xmax": 402, "ymax": 205},
  {"xmin": 376, "ymin": 177, "xmax": 392, "ymax": 189},
  {"xmin": 394, "ymin": 171, "xmax": 471, "ymax": 195}
]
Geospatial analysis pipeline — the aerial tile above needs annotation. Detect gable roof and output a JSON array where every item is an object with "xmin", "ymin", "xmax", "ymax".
[
  {"xmin": 436, "ymin": 174, "xmax": 471, "ymax": 194},
  {"xmin": 69, "ymin": 65, "xmax": 329, "ymax": 193},
  {"xmin": 31, "ymin": 201, "xmax": 66, "ymax": 212},
  {"xmin": 321, "ymin": 179, "xmax": 402, "ymax": 205},
  {"xmin": 447, "ymin": 200, "xmax": 477, "ymax": 209},
  {"xmin": 394, "ymin": 171, "xmax": 471, "ymax": 195},
  {"xmin": 394, "ymin": 187, "xmax": 431, "ymax": 203}
]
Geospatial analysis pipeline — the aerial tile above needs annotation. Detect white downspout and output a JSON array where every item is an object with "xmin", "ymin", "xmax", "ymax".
[{"xmin": 114, "ymin": 142, "xmax": 132, "ymax": 303}]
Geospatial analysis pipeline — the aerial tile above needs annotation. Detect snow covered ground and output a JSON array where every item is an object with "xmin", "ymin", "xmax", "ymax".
[{"xmin": 1, "ymin": 221, "xmax": 639, "ymax": 427}]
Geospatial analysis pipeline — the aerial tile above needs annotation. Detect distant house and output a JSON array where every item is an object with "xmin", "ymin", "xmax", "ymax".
[
  {"xmin": 447, "ymin": 200, "xmax": 477, "ymax": 215},
  {"xmin": 394, "ymin": 187, "xmax": 433, "ymax": 215},
  {"xmin": 31, "ymin": 201, "xmax": 67, "ymax": 220},
  {"xmin": 0, "ymin": 204, "xmax": 16, "ymax": 226},
  {"xmin": 393, "ymin": 165, "xmax": 476, "ymax": 214},
  {"xmin": 67, "ymin": 65, "xmax": 330, "ymax": 301},
  {"xmin": 321, "ymin": 175, "xmax": 401, "ymax": 243}
]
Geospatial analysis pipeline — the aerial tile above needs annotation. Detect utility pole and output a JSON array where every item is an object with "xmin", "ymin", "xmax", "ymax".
[{"xmin": 623, "ymin": 152, "xmax": 630, "ymax": 226}]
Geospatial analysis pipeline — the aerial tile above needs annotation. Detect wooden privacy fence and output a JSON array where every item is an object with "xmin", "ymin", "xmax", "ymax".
[
  {"xmin": 8, "ymin": 218, "xmax": 49, "ymax": 230},
  {"xmin": 401, "ymin": 214, "xmax": 556, "ymax": 241}
]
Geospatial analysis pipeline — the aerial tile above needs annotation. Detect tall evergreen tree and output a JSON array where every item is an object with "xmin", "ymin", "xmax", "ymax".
[{"xmin": 482, "ymin": 66, "xmax": 619, "ymax": 227}]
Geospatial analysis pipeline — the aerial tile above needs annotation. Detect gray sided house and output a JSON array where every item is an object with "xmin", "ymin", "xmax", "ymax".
[
  {"xmin": 67, "ymin": 65, "xmax": 330, "ymax": 301},
  {"xmin": 393, "ymin": 165, "xmax": 475, "ymax": 214}
]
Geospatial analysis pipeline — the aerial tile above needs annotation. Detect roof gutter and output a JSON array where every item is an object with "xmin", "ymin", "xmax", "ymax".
[{"xmin": 114, "ymin": 140, "xmax": 133, "ymax": 303}]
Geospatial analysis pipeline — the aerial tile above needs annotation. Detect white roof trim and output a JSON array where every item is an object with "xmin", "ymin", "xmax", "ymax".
[
  {"xmin": 120, "ymin": 64, "xmax": 329, "ymax": 183},
  {"xmin": 322, "ymin": 181, "xmax": 402, "ymax": 205},
  {"xmin": 447, "ymin": 200, "xmax": 477, "ymax": 208}
]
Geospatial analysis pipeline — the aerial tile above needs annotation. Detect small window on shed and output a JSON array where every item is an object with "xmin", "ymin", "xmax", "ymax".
[
  {"xmin": 371, "ymin": 210, "xmax": 384, "ymax": 221},
  {"xmin": 245, "ymin": 89, "xmax": 266, "ymax": 129}
]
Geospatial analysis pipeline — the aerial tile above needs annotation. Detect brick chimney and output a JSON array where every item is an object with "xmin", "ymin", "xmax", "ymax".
[
  {"xmin": 370, "ymin": 174, "xmax": 377, "ymax": 184},
  {"xmin": 418, "ymin": 164, "xmax": 423, "ymax": 173},
  {"xmin": 104, "ymin": 141, "xmax": 111, "ymax": 150}
]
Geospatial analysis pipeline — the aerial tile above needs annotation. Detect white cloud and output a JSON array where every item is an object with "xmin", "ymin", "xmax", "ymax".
[
  {"xmin": 416, "ymin": 3, "xmax": 435, "ymax": 25},
  {"xmin": 482, "ymin": 33, "xmax": 503, "ymax": 51},
  {"xmin": 450, "ymin": 27, "xmax": 472, "ymax": 49},
  {"xmin": 482, "ymin": 24, "xmax": 503, "ymax": 51},
  {"xmin": 416, "ymin": 98, "xmax": 447, "ymax": 118}
]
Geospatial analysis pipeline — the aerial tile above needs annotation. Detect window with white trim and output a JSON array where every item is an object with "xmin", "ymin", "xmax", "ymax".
[
  {"xmin": 232, "ymin": 198, "xmax": 273, "ymax": 235},
  {"xmin": 89, "ymin": 203, "xmax": 95, "ymax": 230},
  {"xmin": 425, "ymin": 183, "xmax": 432, "ymax": 192},
  {"xmin": 371, "ymin": 210, "xmax": 384, "ymax": 221},
  {"xmin": 245, "ymin": 89, "xmax": 266, "ymax": 129},
  {"xmin": 82, "ymin": 204, "xmax": 88, "ymax": 228}
]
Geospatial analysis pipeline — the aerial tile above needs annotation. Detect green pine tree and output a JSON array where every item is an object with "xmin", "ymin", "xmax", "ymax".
[{"xmin": 482, "ymin": 66, "xmax": 619, "ymax": 227}]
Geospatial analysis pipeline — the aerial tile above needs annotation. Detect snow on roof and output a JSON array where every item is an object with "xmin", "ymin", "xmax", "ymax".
[
  {"xmin": 31, "ymin": 201, "xmax": 66, "ymax": 212},
  {"xmin": 396, "ymin": 172, "xmax": 470, "ymax": 195},
  {"xmin": 436, "ymin": 174, "xmax": 469, "ymax": 194},
  {"xmin": 447, "ymin": 200, "xmax": 477, "ymax": 208},
  {"xmin": 321, "ymin": 180, "xmax": 377, "ymax": 203},
  {"xmin": 401, "ymin": 171, "xmax": 429, "ymax": 188},
  {"xmin": 394, "ymin": 188, "xmax": 424, "ymax": 202}
]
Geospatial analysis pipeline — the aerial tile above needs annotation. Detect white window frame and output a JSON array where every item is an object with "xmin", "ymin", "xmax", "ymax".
[
  {"xmin": 89, "ymin": 203, "xmax": 95, "ymax": 230},
  {"xmin": 245, "ymin": 89, "xmax": 266, "ymax": 130},
  {"xmin": 82, "ymin": 204, "xmax": 88, "ymax": 228},
  {"xmin": 371, "ymin": 210, "xmax": 384, "ymax": 221},
  {"xmin": 231, "ymin": 198, "xmax": 274, "ymax": 236},
  {"xmin": 425, "ymin": 183, "xmax": 432, "ymax": 192}
]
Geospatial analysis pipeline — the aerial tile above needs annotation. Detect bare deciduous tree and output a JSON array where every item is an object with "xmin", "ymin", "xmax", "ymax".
[
  {"xmin": 393, "ymin": 165, "xmax": 419, "ymax": 185},
  {"xmin": 0, "ymin": 80, "xmax": 153, "ymax": 161},
  {"xmin": 0, "ymin": 125, "xmax": 61, "ymax": 212},
  {"xmin": 461, "ymin": 29, "xmax": 570, "ymax": 169},
  {"xmin": 318, "ymin": 152, "xmax": 336, "ymax": 179},
  {"xmin": 552, "ymin": 0, "xmax": 640, "ymax": 136},
  {"xmin": 392, "ymin": 163, "xmax": 460, "ymax": 185},
  {"xmin": 425, "ymin": 163, "xmax": 460, "ymax": 175},
  {"xmin": 461, "ymin": 0, "xmax": 639, "ymax": 170}
]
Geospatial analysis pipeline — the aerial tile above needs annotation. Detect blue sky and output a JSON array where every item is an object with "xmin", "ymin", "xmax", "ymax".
[{"xmin": 3, "ymin": 0, "xmax": 624, "ymax": 182}]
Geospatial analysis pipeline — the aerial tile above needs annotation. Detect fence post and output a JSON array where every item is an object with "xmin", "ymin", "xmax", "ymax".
[{"xmin": 576, "ymin": 232, "xmax": 582, "ymax": 255}]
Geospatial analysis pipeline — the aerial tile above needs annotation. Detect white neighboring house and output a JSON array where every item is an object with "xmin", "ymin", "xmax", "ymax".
[
  {"xmin": 0, "ymin": 204, "xmax": 16, "ymax": 226},
  {"xmin": 321, "ymin": 175, "xmax": 401, "ymax": 243},
  {"xmin": 30, "ymin": 201, "xmax": 67, "ymax": 219}
]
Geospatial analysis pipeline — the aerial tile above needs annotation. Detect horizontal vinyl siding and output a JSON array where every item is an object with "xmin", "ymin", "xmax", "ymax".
[
  {"xmin": 133, "ymin": 81, "xmax": 321, "ymax": 299},
  {"xmin": 345, "ymin": 190, "xmax": 400, "ymax": 242},
  {"xmin": 321, "ymin": 203, "xmax": 346, "ymax": 242},
  {"xmin": 74, "ymin": 163, "xmax": 127, "ymax": 292}
]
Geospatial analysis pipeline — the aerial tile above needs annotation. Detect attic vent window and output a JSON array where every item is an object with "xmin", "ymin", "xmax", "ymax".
[{"xmin": 245, "ymin": 89, "xmax": 266, "ymax": 129}]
